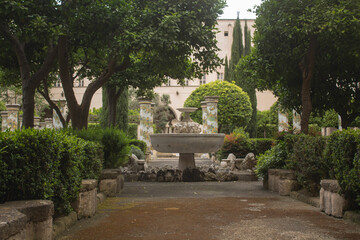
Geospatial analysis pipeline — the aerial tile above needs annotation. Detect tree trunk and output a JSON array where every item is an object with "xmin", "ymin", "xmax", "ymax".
[
  {"xmin": 299, "ymin": 36, "xmax": 317, "ymax": 134},
  {"xmin": 107, "ymin": 86, "xmax": 117, "ymax": 127},
  {"xmin": 22, "ymin": 84, "xmax": 36, "ymax": 128}
]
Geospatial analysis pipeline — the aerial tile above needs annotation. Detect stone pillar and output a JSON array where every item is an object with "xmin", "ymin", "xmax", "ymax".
[
  {"xmin": 278, "ymin": 111, "xmax": 289, "ymax": 132},
  {"xmin": 6, "ymin": 104, "xmax": 20, "ymax": 131},
  {"xmin": 34, "ymin": 117, "xmax": 41, "ymax": 129},
  {"xmin": 292, "ymin": 110, "xmax": 301, "ymax": 134},
  {"xmin": 138, "ymin": 98, "xmax": 153, "ymax": 150},
  {"xmin": 53, "ymin": 100, "xmax": 67, "ymax": 129},
  {"xmin": 1, "ymin": 111, "xmax": 8, "ymax": 132},
  {"xmin": 201, "ymin": 101, "xmax": 208, "ymax": 133},
  {"xmin": 338, "ymin": 115, "xmax": 342, "ymax": 131},
  {"xmin": 45, "ymin": 118, "xmax": 53, "ymax": 129},
  {"xmin": 205, "ymin": 96, "xmax": 219, "ymax": 134}
]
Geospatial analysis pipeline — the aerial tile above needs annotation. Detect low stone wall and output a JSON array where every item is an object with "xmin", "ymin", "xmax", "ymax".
[
  {"xmin": 99, "ymin": 169, "xmax": 125, "ymax": 197},
  {"xmin": 0, "ymin": 200, "xmax": 54, "ymax": 240},
  {"xmin": 72, "ymin": 179, "xmax": 98, "ymax": 219},
  {"xmin": 268, "ymin": 169, "xmax": 298, "ymax": 196},
  {"xmin": 320, "ymin": 179, "xmax": 348, "ymax": 218}
]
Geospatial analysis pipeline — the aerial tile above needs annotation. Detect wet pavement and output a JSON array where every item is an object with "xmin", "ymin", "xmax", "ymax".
[{"xmin": 58, "ymin": 181, "xmax": 360, "ymax": 240}]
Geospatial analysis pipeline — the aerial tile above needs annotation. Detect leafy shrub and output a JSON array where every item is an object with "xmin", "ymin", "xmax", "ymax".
[
  {"xmin": 184, "ymin": 80, "xmax": 252, "ymax": 133},
  {"xmin": 249, "ymin": 138, "xmax": 274, "ymax": 156},
  {"xmin": 0, "ymin": 129, "xmax": 102, "ymax": 216},
  {"xmin": 324, "ymin": 130, "xmax": 360, "ymax": 208},
  {"xmin": 221, "ymin": 130, "xmax": 252, "ymax": 158},
  {"xmin": 73, "ymin": 128, "xmax": 130, "ymax": 168},
  {"xmin": 129, "ymin": 139, "xmax": 147, "ymax": 153},
  {"xmin": 130, "ymin": 146, "xmax": 145, "ymax": 160},
  {"xmin": 255, "ymin": 141, "xmax": 288, "ymax": 180},
  {"xmin": 286, "ymin": 135, "xmax": 327, "ymax": 195},
  {"xmin": 128, "ymin": 123, "xmax": 138, "ymax": 139}
]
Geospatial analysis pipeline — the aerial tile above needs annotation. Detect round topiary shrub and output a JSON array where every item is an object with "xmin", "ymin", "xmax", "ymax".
[{"xmin": 184, "ymin": 80, "xmax": 252, "ymax": 133}]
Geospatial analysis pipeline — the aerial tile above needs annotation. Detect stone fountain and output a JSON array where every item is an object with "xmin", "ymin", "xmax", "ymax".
[{"xmin": 150, "ymin": 102, "xmax": 225, "ymax": 171}]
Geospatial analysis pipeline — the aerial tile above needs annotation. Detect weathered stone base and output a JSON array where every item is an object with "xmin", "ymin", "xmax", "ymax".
[
  {"xmin": 320, "ymin": 179, "xmax": 348, "ymax": 218},
  {"xmin": 0, "ymin": 200, "xmax": 54, "ymax": 240},
  {"xmin": 72, "ymin": 179, "xmax": 97, "ymax": 219},
  {"xmin": 268, "ymin": 169, "xmax": 298, "ymax": 196},
  {"xmin": 99, "ymin": 169, "xmax": 125, "ymax": 197}
]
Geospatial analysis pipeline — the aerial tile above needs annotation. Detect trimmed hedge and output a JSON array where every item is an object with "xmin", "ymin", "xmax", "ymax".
[
  {"xmin": 128, "ymin": 123, "xmax": 138, "ymax": 140},
  {"xmin": 220, "ymin": 132, "xmax": 273, "ymax": 159},
  {"xmin": 72, "ymin": 128, "xmax": 130, "ymax": 168},
  {"xmin": 286, "ymin": 135, "xmax": 327, "ymax": 195},
  {"xmin": 324, "ymin": 130, "xmax": 360, "ymax": 208},
  {"xmin": 0, "ymin": 129, "xmax": 102, "ymax": 216}
]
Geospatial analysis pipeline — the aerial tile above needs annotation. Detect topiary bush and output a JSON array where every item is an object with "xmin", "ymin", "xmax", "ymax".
[
  {"xmin": 286, "ymin": 135, "xmax": 327, "ymax": 195},
  {"xmin": 184, "ymin": 80, "xmax": 252, "ymax": 133},
  {"xmin": 250, "ymin": 138, "xmax": 274, "ymax": 156},
  {"xmin": 220, "ymin": 129, "xmax": 252, "ymax": 158},
  {"xmin": 128, "ymin": 123, "xmax": 138, "ymax": 139},
  {"xmin": 0, "ymin": 129, "xmax": 102, "ymax": 216},
  {"xmin": 129, "ymin": 139, "xmax": 147, "ymax": 153},
  {"xmin": 130, "ymin": 146, "xmax": 145, "ymax": 160},
  {"xmin": 73, "ymin": 128, "xmax": 130, "ymax": 168},
  {"xmin": 324, "ymin": 130, "xmax": 360, "ymax": 209}
]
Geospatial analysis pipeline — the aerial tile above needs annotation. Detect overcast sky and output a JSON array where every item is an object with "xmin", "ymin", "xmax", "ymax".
[{"xmin": 219, "ymin": 0, "xmax": 263, "ymax": 19}]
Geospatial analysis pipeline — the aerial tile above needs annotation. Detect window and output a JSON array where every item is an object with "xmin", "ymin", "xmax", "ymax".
[
  {"xmin": 185, "ymin": 79, "xmax": 189, "ymax": 86},
  {"xmin": 217, "ymin": 72, "xmax": 224, "ymax": 80},
  {"xmin": 78, "ymin": 79, "xmax": 84, "ymax": 87},
  {"xmin": 224, "ymin": 31, "xmax": 228, "ymax": 37},
  {"xmin": 200, "ymin": 75, "xmax": 206, "ymax": 85},
  {"xmin": 166, "ymin": 79, "xmax": 171, "ymax": 86}
]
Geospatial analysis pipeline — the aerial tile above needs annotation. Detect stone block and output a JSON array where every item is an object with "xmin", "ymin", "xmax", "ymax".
[
  {"xmin": 119, "ymin": 174, "xmax": 125, "ymax": 190},
  {"xmin": 324, "ymin": 190, "xmax": 332, "ymax": 215},
  {"xmin": 319, "ymin": 188, "xmax": 325, "ymax": 212},
  {"xmin": 96, "ymin": 193, "xmax": 107, "ymax": 207},
  {"xmin": 80, "ymin": 179, "xmax": 98, "ymax": 192},
  {"xmin": 100, "ymin": 169, "xmax": 120, "ymax": 180},
  {"xmin": 320, "ymin": 179, "xmax": 341, "ymax": 193},
  {"xmin": 99, "ymin": 179, "xmax": 118, "ymax": 197},
  {"xmin": 331, "ymin": 192, "xmax": 347, "ymax": 218},
  {"xmin": 268, "ymin": 169, "xmax": 276, "ymax": 191},
  {"xmin": 0, "ymin": 208, "xmax": 27, "ymax": 240},
  {"xmin": 279, "ymin": 179, "xmax": 298, "ymax": 196},
  {"xmin": 1, "ymin": 200, "xmax": 54, "ymax": 240},
  {"xmin": 278, "ymin": 169, "xmax": 296, "ymax": 180},
  {"xmin": 73, "ymin": 188, "xmax": 97, "ymax": 218}
]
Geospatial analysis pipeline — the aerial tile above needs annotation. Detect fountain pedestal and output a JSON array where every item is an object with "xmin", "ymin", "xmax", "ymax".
[{"xmin": 179, "ymin": 153, "xmax": 195, "ymax": 170}]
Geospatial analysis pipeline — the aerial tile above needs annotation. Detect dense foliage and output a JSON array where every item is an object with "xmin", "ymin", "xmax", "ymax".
[
  {"xmin": 254, "ymin": 0, "xmax": 360, "ymax": 132},
  {"xmin": 324, "ymin": 130, "xmax": 360, "ymax": 208},
  {"xmin": 220, "ymin": 128, "xmax": 273, "ymax": 159},
  {"xmin": 184, "ymin": 80, "xmax": 252, "ymax": 133},
  {"xmin": 72, "ymin": 128, "xmax": 130, "ymax": 168},
  {"xmin": 0, "ymin": 129, "xmax": 102, "ymax": 216},
  {"xmin": 286, "ymin": 135, "xmax": 327, "ymax": 194}
]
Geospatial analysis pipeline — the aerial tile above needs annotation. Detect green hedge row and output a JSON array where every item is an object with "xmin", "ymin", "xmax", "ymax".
[
  {"xmin": 256, "ymin": 130, "xmax": 360, "ymax": 209},
  {"xmin": 0, "ymin": 129, "xmax": 102, "ymax": 216},
  {"xmin": 220, "ymin": 131, "xmax": 273, "ymax": 158},
  {"xmin": 72, "ymin": 128, "xmax": 130, "ymax": 168}
]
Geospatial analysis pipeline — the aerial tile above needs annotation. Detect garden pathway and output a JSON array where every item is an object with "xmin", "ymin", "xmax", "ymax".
[{"xmin": 58, "ymin": 181, "xmax": 360, "ymax": 240}]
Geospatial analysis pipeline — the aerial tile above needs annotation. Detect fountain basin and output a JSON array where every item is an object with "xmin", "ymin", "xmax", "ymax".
[{"xmin": 150, "ymin": 133, "xmax": 225, "ymax": 153}]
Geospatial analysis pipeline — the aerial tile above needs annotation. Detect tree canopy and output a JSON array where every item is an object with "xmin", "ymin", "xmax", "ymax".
[
  {"xmin": 184, "ymin": 80, "xmax": 252, "ymax": 133},
  {"xmin": 0, "ymin": 0, "xmax": 226, "ymax": 129},
  {"xmin": 253, "ymin": 0, "xmax": 360, "ymax": 131}
]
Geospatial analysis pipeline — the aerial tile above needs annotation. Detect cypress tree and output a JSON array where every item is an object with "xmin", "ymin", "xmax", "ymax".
[
  {"xmin": 244, "ymin": 20, "xmax": 251, "ymax": 56},
  {"xmin": 228, "ymin": 12, "xmax": 243, "ymax": 82},
  {"xmin": 224, "ymin": 56, "xmax": 229, "ymax": 81}
]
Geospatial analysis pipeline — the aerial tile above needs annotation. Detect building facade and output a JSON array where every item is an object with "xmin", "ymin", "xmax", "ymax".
[{"xmin": 50, "ymin": 19, "xmax": 276, "ymax": 119}]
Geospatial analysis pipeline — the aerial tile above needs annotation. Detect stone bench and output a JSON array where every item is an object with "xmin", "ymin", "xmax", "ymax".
[
  {"xmin": 99, "ymin": 169, "xmax": 124, "ymax": 197},
  {"xmin": 320, "ymin": 179, "xmax": 348, "ymax": 218},
  {"xmin": 268, "ymin": 169, "xmax": 298, "ymax": 196},
  {"xmin": 0, "ymin": 200, "xmax": 54, "ymax": 240},
  {"xmin": 72, "ymin": 179, "xmax": 97, "ymax": 219}
]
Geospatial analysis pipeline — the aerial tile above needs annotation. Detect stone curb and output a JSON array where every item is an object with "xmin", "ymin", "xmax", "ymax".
[
  {"xmin": 343, "ymin": 211, "xmax": 360, "ymax": 224},
  {"xmin": 289, "ymin": 191, "xmax": 320, "ymax": 208},
  {"xmin": 52, "ymin": 211, "xmax": 77, "ymax": 239}
]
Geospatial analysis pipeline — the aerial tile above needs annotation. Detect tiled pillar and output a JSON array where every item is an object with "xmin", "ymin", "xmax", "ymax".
[
  {"xmin": 138, "ymin": 98, "xmax": 153, "ymax": 150},
  {"xmin": 278, "ymin": 111, "xmax": 289, "ymax": 132},
  {"xmin": 1, "ymin": 111, "xmax": 8, "ymax": 132},
  {"xmin": 6, "ymin": 104, "xmax": 20, "ymax": 131},
  {"xmin": 45, "ymin": 118, "xmax": 53, "ymax": 129},
  {"xmin": 293, "ymin": 110, "xmax": 301, "ymax": 134},
  {"xmin": 205, "ymin": 96, "xmax": 219, "ymax": 133},
  {"xmin": 201, "ymin": 101, "xmax": 208, "ymax": 133}
]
